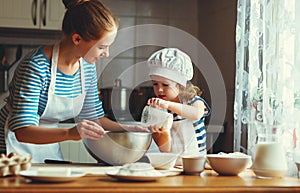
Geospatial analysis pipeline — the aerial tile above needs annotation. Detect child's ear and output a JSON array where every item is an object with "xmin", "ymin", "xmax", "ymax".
[{"xmin": 72, "ymin": 34, "xmax": 82, "ymax": 45}]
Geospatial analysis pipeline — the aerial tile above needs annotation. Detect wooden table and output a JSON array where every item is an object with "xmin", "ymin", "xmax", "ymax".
[{"xmin": 0, "ymin": 164, "xmax": 300, "ymax": 193}]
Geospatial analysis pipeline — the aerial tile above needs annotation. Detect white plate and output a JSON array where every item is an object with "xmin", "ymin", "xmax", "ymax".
[
  {"xmin": 106, "ymin": 170, "xmax": 181, "ymax": 182},
  {"xmin": 19, "ymin": 170, "xmax": 85, "ymax": 183}
]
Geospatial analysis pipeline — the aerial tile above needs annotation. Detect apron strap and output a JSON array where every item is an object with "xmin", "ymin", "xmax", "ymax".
[{"xmin": 2, "ymin": 104, "xmax": 12, "ymax": 155}]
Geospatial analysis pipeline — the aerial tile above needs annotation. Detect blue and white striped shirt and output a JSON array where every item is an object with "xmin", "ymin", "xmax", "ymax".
[{"xmin": 0, "ymin": 47, "xmax": 104, "ymax": 140}]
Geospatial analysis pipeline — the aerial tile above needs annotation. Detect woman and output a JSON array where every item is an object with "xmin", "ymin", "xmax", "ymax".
[{"xmin": 0, "ymin": 0, "xmax": 147, "ymax": 163}]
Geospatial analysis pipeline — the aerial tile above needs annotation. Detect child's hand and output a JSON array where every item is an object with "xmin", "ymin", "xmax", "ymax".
[
  {"xmin": 147, "ymin": 97, "xmax": 169, "ymax": 109},
  {"xmin": 148, "ymin": 124, "xmax": 163, "ymax": 133},
  {"xmin": 150, "ymin": 125, "xmax": 172, "ymax": 152}
]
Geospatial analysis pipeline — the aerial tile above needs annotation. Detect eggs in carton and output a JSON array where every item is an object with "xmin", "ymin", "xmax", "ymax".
[{"xmin": 0, "ymin": 152, "xmax": 32, "ymax": 176}]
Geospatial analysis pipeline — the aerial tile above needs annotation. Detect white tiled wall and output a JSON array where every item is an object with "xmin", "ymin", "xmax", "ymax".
[{"xmin": 98, "ymin": 0, "xmax": 199, "ymax": 88}]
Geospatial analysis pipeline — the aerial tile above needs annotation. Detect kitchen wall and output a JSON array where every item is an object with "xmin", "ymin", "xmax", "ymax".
[
  {"xmin": 197, "ymin": 0, "xmax": 237, "ymax": 152},
  {"xmin": 0, "ymin": 0, "xmax": 237, "ymax": 153},
  {"xmin": 97, "ymin": 0, "xmax": 199, "ymax": 88}
]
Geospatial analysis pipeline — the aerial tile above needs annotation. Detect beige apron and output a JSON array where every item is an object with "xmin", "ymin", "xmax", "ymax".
[{"xmin": 6, "ymin": 42, "xmax": 86, "ymax": 163}]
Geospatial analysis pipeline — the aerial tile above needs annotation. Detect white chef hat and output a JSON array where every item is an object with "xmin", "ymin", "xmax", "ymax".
[{"xmin": 148, "ymin": 48, "xmax": 193, "ymax": 87}]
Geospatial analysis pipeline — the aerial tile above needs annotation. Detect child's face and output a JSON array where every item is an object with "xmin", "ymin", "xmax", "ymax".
[{"xmin": 151, "ymin": 75, "xmax": 180, "ymax": 102}]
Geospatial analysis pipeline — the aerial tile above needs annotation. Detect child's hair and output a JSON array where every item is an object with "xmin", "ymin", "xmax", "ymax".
[
  {"xmin": 178, "ymin": 82, "xmax": 203, "ymax": 103},
  {"xmin": 62, "ymin": 0, "xmax": 119, "ymax": 41}
]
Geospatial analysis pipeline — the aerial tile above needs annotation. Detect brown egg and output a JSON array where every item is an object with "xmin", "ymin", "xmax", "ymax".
[
  {"xmin": 7, "ymin": 152, "xmax": 18, "ymax": 158},
  {"xmin": 0, "ymin": 157, "xmax": 10, "ymax": 166}
]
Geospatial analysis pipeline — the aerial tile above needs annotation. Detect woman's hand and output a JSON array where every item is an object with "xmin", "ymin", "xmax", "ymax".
[
  {"xmin": 147, "ymin": 98, "xmax": 169, "ymax": 109},
  {"xmin": 73, "ymin": 120, "xmax": 107, "ymax": 140},
  {"xmin": 122, "ymin": 124, "xmax": 150, "ymax": 132}
]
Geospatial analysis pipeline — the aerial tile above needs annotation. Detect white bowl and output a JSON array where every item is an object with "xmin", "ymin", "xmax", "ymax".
[
  {"xmin": 206, "ymin": 153, "xmax": 251, "ymax": 175},
  {"xmin": 146, "ymin": 152, "xmax": 178, "ymax": 170}
]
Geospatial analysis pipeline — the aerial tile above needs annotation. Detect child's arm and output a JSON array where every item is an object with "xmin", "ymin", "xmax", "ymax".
[
  {"xmin": 147, "ymin": 121, "xmax": 172, "ymax": 152},
  {"xmin": 148, "ymin": 98, "xmax": 205, "ymax": 121},
  {"xmin": 152, "ymin": 131, "xmax": 171, "ymax": 152},
  {"xmin": 168, "ymin": 100, "xmax": 205, "ymax": 121}
]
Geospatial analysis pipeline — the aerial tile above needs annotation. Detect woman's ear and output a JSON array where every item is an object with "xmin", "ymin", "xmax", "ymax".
[{"xmin": 72, "ymin": 34, "xmax": 82, "ymax": 45}]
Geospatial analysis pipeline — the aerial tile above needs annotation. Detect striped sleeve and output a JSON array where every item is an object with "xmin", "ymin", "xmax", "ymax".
[
  {"xmin": 0, "ymin": 105, "xmax": 8, "ymax": 153},
  {"xmin": 194, "ymin": 118, "xmax": 207, "ymax": 152},
  {"xmin": 8, "ymin": 51, "xmax": 48, "ymax": 131},
  {"xmin": 77, "ymin": 63, "xmax": 104, "ymax": 121},
  {"xmin": 191, "ymin": 96, "xmax": 211, "ymax": 153}
]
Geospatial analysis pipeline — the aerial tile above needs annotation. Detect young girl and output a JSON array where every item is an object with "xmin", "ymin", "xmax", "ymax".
[
  {"xmin": 0, "ymin": 0, "xmax": 146, "ymax": 163},
  {"xmin": 147, "ymin": 48, "xmax": 211, "ymax": 161}
]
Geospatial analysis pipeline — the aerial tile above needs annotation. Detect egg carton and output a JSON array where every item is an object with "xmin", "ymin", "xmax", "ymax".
[{"xmin": 0, "ymin": 152, "xmax": 32, "ymax": 176}]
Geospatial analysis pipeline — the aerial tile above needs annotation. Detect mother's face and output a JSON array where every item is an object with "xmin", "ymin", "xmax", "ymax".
[{"xmin": 82, "ymin": 28, "xmax": 117, "ymax": 64}]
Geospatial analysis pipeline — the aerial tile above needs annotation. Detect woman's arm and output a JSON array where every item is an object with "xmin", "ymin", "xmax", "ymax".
[
  {"xmin": 94, "ymin": 116, "xmax": 125, "ymax": 131},
  {"xmin": 14, "ymin": 125, "xmax": 79, "ymax": 144},
  {"xmin": 14, "ymin": 119, "xmax": 107, "ymax": 144},
  {"xmin": 15, "ymin": 113, "xmax": 148, "ymax": 145}
]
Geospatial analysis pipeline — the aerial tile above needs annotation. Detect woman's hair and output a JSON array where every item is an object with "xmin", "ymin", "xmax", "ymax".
[
  {"xmin": 178, "ymin": 82, "xmax": 203, "ymax": 103},
  {"xmin": 62, "ymin": 0, "xmax": 119, "ymax": 41}
]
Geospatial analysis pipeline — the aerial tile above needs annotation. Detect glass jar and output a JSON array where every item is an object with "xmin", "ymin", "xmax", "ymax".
[{"xmin": 252, "ymin": 124, "xmax": 287, "ymax": 178}]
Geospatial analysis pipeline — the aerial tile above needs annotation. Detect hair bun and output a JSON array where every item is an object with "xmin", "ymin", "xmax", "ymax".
[{"xmin": 63, "ymin": 0, "xmax": 89, "ymax": 9}]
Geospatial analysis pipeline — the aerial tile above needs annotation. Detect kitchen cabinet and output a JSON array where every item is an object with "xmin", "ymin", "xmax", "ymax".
[{"xmin": 0, "ymin": 0, "xmax": 65, "ymax": 30}]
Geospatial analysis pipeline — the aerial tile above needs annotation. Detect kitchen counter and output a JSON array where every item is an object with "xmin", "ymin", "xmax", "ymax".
[{"xmin": 0, "ymin": 164, "xmax": 300, "ymax": 193}]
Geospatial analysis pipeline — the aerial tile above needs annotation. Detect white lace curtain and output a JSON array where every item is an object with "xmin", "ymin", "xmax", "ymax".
[{"xmin": 234, "ymin": 0, "xmax": 300, "ymax": 176}]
